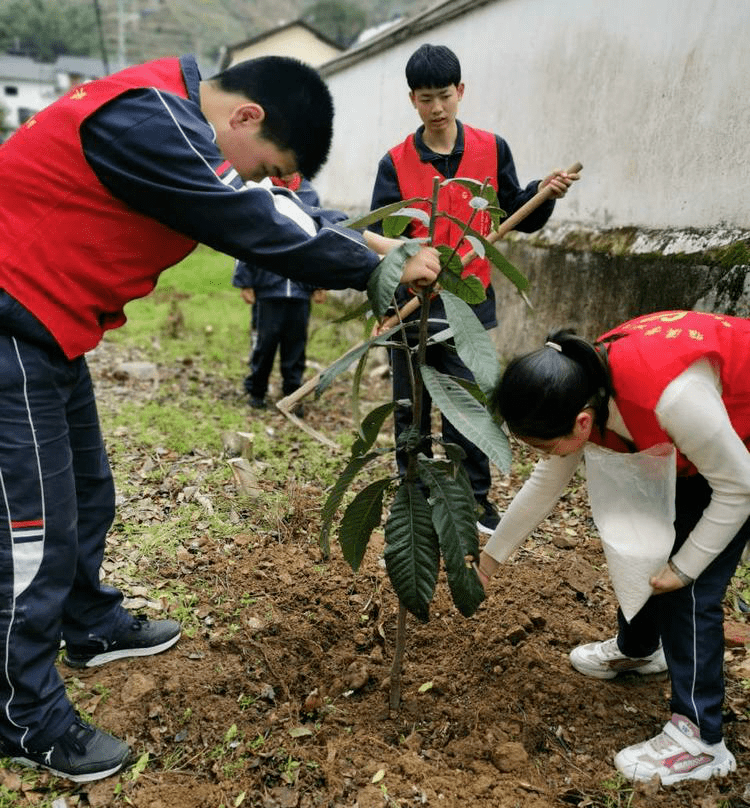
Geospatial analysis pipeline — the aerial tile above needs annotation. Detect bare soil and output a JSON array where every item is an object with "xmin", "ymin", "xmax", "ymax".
[{"xmin": 4, "ymin": 342, "xmax": 750, "ymax": 808}]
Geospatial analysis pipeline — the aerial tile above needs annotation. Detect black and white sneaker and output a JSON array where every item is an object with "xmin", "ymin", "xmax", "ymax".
[
  {"xmin": 475, "ymin": 495, "xmax": 500, "ymax": 535},
  {"xmin": 64, "ymin": 615, "xmax": 181, "ymax": 669},
  {"xmin": 8, "ymin": 716, "xmax": 130, "ymax": 783}
]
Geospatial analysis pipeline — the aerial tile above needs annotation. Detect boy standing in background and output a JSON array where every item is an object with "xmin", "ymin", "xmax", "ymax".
[
  {"xmin": 370, "ymin": 43, "xmax": 576, "ymax": 534},
  {"xmin": 234, "ymin": 175, "xmax": 325, "ymax": 413}
]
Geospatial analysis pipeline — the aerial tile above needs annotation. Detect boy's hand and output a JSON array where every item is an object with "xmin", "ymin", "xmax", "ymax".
[
  {"xmin": 363, "ymin": 230, "xmax": 401, "ymax": 255},
  {"xmin": 399, "ymin": 245, "xmax": 440, "ymax": 288},
  {"xmin": 240, "ymin": 288, "xmax": 255, "ymax": 305},
  {"xmin": 539, "ymin": 168, "xmax": 579, "ymax": 198}
]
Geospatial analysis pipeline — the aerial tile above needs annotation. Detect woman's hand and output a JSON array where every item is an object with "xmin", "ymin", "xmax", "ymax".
[
  {"xmin": 471, "ymin": 551, "xmax": 499, "ymax": 593},
  {"xmin": 650, "ymin": 561, "xmax": 692, "ymax": 593}
]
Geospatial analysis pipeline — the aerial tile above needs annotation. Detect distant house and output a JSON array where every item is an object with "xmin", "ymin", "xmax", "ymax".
[
  {"xmin": 218, "ymin": 19, "xmax": 344, "ymax": 70},
  {"xmin": 0, "ymin": 54, "xmax": 106, "ymax": 137}
]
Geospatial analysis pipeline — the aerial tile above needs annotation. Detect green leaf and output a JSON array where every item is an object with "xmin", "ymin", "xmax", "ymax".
[
  {"xmin": 439, "ymin": 271, "xmax": 486, "ymax": 305},
  {"xmin": 437, "ymin": 213, "xmax": 528, "ymax": 292},
  {"xmin": 395, "ymin": 206, "xmax": 431, "ymax": 226},
  {"xmin": 441, "ymin": 180, "xmax": 503, "ymax": 226},
  {"xmin": 383, "ymin": 205, "xmax": 431, "ymax": 238},
  {"xmin": 333, "ymin": 299, "xmax": 371, "ymax": 323},
  {"xmin": 316, "ymin": 340, "xmax": 371, "ymax": 398},
  {"xmin": 383, "ymin": 215, "xmax": 412, "ymax": 238},
  {"xmin": 288, "ymin": 726, "xmax": 313, "ymax": 738},
  {"xmin": 485, "ymin": 205, "xmax": 506, "ymax": 229},
  {"xmin": 476, "ymin": 236, "xmax": 530, "ymax": 292},
  {"xmin": 442, "ymin": 442, "xmax": 467, "ymax": 464},
  {"xmin": 436, "ymin": 244, "xmax": 463, "ymax": 273},
  {"xmin": 342, "ymin": 197, "xmax": 428, "ymax": 229},
  {"xmin": 350, "ymin": 351, "xmax": 368, "ymax": 427},
  {"xmin": 339, "ymin": 478, "xmax": 391, "ymax": 571},
  {"xmin": 351, "ymin": 401, "xmax": 396, "ymax": 456},
  {"xmin": 442, "ymin": 177, "xmax": 490, "ymax": 197},
  {"xmin": 315, "ymin": 327, "xmax": 399, "ymax": 398},
  {"xmin": 383, "ymin": 482, "xmax": 440, "ymax": 622},
  {"xmin": 417, "ymin": 458, "xmax": 485, "ymax": 617},
  {"xmin": 367, "ymin": 240, "xmax": 422, "ymax": 318},
  {"xmin": 425, "ymin": 326, "xmax": 455, "ymax": 347},
  {"xmin": 420, "ymin": 366, "xmax": 512, "ymax": 473},
  {"xmin": 435, "ymin": 245, "xmax": 486, "ymax": 304},
  {"xmin": 320, "ymin": 452, "xmax": 378, "ymax": 556},
  {"xmin": 464, "ymin": 235, "xmax": 485, "ymax": 257},
  {"xmin": 440, "ymin": 290, "xmax": 501, "ymax": 398}
]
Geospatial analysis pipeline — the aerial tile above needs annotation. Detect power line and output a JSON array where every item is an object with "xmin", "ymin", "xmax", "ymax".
[{"xmin": 92, "ymin": 0, "xmax": 111, "ymax": 73}]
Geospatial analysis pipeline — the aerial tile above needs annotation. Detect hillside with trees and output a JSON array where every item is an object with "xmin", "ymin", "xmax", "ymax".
[{"xmin": 0, "ymin": 0, "xmax": 431, "ymax": 68}]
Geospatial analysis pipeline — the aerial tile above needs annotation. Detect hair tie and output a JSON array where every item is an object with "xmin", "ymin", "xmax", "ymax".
[{"xmin": 545, "ymin": 341, "xmax": 562, "ymax": 352}]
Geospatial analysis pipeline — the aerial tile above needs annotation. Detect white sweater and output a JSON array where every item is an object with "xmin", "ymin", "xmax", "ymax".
[{"xmin": 483, "ymin": 359, "xmax": 750, "ymax": 580}]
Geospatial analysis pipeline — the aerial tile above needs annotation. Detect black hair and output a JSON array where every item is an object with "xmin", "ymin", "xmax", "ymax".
[
  {"xmin": 405, "ymin": 44, "xmax": 461, "ymax": 91},
  {"xmin": 211, "ymin": 56, "xmax": 334, "ymax": 179},
  {"xmin": 489, "ymin": 329, "xmax": 613, "ymax": 439}
]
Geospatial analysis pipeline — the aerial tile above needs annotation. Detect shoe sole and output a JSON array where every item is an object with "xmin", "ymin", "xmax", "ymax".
[
  {"xmin": 477, "ymin": 521, "xmax": 497, "ymax": 536},
  {"xmin": 570, "ymin": 662, "xmax": 620, "ymax": 680},
  {"xmin": 616, "ymin": 756, "xmax": 737, "ymax": 786},
  {"xmin": 570, "ymin": 660, "xmax": 667, "ymax": 679},
  {"xmin": 570, "ymin": 661, "xmax": 668, "ymax": 680},
  {"xmin": 64, "ymin": 632, "xmax": 181, "ymax": 669},
  {"xmin": 11, "ymin": 754, "xmax": 128, "ymax": 783}
]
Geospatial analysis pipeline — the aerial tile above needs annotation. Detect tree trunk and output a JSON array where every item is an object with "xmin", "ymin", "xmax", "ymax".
[{"xmin": 389, "ymin": 601, "xmax": 407, "ymax": 711}]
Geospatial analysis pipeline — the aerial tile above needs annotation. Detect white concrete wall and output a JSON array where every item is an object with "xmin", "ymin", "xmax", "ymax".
[{"xmin": 316, "ymin": 0, "xmax": 749, "ymax": 231}]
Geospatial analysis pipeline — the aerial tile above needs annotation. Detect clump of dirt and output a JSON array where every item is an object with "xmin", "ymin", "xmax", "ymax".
[{"xmin": 4, "ymin": 342, "xmax": 749, "ymax": 808}]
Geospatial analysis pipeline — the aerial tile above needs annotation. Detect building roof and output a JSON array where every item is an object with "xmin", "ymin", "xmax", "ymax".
[
  {"xmin": 220, "ymin": 19, "xmax": 343, "ymax": 70},
  {"xmin": 54, "ymin": 55, "xmax": 108, "ymax": 77},
  {"xmin": 0, "ymin": 53, "xmax": 106, "ymax": 82},
  {"xmin": 319, "ymin": 0, "xmax": 495, "ymax": 76},
  {"xmin": 0, "ymin": 54, "xmax": 56, "ymax": 82}
]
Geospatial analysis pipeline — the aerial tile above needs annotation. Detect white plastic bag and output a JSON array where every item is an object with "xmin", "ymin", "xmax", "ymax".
[{"xmin": 583, "ymin": 443, "xmax": 677, "ymax": 622}]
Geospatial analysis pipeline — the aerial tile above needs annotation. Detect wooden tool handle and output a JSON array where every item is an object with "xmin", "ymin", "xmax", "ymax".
[
  {"xmin": 276, "ymin": 161, "xmax": 582, "ymax": 424},
  {"xmin": 379, "ymin": 161, "xmax": 583, "ymax": 329}
]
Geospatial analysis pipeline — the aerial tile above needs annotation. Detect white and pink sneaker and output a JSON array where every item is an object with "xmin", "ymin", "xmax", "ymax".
[{"xmin": 614, "ymin": 714, "xmax": 736, "ymax": 785}]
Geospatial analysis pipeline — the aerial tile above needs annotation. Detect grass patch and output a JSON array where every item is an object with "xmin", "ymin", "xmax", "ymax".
[{"xmin": 106, "ymin": 397, "xmax": 242, "ymax": 456}]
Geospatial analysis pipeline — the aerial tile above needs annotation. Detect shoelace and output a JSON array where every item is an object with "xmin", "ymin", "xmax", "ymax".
[
  {"xmin": 57, "ymin": 717, "xmax": 95, "ymax": 757},
  {"xmin": 129, "ymin": 615, "xmax": 150, "ymax": 632},
  {"xmin": 649, "ymin": 732, "xmax": 682, "ymax": 754}
]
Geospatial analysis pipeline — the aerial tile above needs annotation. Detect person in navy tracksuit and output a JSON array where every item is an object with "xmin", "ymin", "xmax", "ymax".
[
  {"xmin": 0, "ymin": 54, "xmax": 439, "ymax": 782},
  {"xmin": 233, "ymin": 175, "xmax": 325, "ymax": 411}
]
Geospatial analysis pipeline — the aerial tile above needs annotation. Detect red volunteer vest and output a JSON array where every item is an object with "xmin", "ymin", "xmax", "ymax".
[
  {"xmin": 0, "ymin": 59, "xmax": 200, "ymax": 358},
  {"xmin": 389, "ymin": 125, "xmax": 498, "ymax": 288},
  {"xmin": 588, "ymin": 310, "xmax": 750, "ymax": 475}
]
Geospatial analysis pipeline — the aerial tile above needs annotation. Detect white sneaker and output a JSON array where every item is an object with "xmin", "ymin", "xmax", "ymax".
[
  {"xmin": 569, "ymin": 637, "xmax": 667, "ymax": 679},
  {"xmin": 614, "ymin": 714, "xmax": 736, "ymax": 785}
]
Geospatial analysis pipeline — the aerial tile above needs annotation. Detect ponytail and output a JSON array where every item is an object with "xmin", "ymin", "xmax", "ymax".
[{"xmin": 490, "ymin": 329, "xmax": 612, "ymax": 439}]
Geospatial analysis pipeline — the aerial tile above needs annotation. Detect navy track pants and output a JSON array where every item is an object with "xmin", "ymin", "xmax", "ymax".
[
  {"xmin": 244, "ymin": 297, "xmax": 310, "ymax": 399},
  {"xmin": 616, "ymin": 474, "xmax": 750, "ymax": 744},
  {"xmin": 390, "ymin": 334, "xmax": 491, "ymax": 499},
  {"xmin": 0, "ymin": 292, "xmax": 131, "ymax": 752}
]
